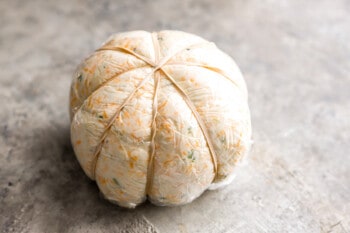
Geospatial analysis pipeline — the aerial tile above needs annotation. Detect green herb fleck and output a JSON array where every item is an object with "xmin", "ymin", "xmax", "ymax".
[
  {"xmin": 220, "ymin": 136, "xmax": 226, "ymax": 143},
  {"xmin": 112, "ymin": 178, "xmax": 121, "ymax": 187},
  {"xmin": 187, "ymin": 126, "xmax": 193, "ymax": 135},
  {"xmin": 187, "ymin": 149, "xmax": 195, "ymax": 162},
  {"xmin": 77, "ymin": 74, "xmax": 83, "ymax": 82},
  {"xmin": 115, "ymin": 130, "xmax": 122, "ymax": 136},
  {"xmin": 98, "ymin": 115, "xmax": 103, "ymax": 119}
]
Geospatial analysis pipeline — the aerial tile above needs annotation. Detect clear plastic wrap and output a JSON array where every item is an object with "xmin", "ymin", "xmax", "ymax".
[{"xmin": 69, "ymin": 30, "xmax": 252, "ymax": 208}]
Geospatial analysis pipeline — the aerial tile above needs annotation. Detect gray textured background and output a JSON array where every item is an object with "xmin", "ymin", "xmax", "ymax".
[{"xmin": 1, "ymin": 0, "xmax": 349, "ymax": 232}]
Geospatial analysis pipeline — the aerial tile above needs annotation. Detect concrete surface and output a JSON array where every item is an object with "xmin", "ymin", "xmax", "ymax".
[{"xmin": 1, "ymin": 0, "xmax": 350, "ymax": 232}]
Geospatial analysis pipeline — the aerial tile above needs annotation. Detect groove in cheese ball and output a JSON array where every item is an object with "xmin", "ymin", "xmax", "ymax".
[{"xmin": 70, "ymin": 30, "xmax": 251, "ymax": 208}]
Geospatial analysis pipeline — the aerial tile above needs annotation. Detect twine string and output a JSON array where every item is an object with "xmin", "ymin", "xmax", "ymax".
[
  {"xmin": 90, "ymin": 70, "xmax": 156, "ymax": 178},
  {"xmin": 159, "ymin": 68, "xmax": 218, "ymax": 177},
  {"xmin": 144, "ymin": 32, "xmax": 160, "ymax": 194},
  {"xmin": 90, "ymin": 34, "xmax": 218, "ymax": 193}
]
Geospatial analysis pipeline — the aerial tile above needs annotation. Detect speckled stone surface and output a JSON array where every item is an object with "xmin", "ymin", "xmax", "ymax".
[{"xmin": 1, "ymin": 0, "xmax": 350, "ymax": 232}]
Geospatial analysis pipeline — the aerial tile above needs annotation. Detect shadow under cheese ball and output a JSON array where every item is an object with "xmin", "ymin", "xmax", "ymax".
[{"xmin": 69, "ymin": 30, "xmax": 252, "ymax": 208}]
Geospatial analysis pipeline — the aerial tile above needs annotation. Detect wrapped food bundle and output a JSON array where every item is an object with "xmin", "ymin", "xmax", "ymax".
[{"xmin": 70, "ymin": 30, "xmax": 252, "ymax": 208}]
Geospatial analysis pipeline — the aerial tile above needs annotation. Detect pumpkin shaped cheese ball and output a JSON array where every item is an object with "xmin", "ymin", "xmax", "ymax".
[{"xmin": 69, "ymin": 30, "xmax": 251, "ymax": 208}]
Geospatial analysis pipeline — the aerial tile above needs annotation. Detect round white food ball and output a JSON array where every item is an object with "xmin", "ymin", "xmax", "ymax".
[{"xmin": 70, "ymin": 30, "xmax": 251, "ymax": 208}]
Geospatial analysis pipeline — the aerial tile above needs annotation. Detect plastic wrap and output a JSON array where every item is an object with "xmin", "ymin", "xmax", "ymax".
[{"xmin": 69, "ymin": 30, "xmax": 252, "ymax": 208}]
